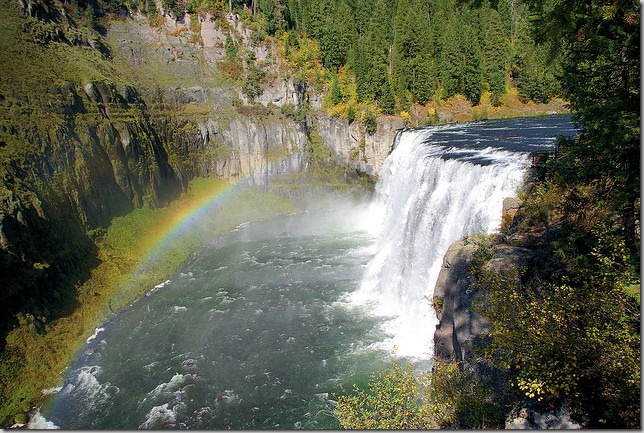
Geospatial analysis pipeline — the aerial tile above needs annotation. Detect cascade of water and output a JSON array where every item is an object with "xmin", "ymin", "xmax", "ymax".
[{"xmin": 354, "ymin": 125, "xmax": 529, "ymax": 359}]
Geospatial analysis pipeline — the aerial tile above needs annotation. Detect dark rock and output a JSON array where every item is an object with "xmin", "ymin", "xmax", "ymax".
[
  {"xmin": 162, "ymin": 86, "xmax": 207, "ymax": 106},
  {"xmin": 433, "ymin": 239, "xmax": 481, "ymax": 361},
  {"xmin": 84, "ymin": 82, "xmax": 101, "ymax": 102},
  {"xmin": 433, "ymin": 238, "xmax": 535, "ymax": 362},
  {"xmin": 121, "ymin": 85, "xmax": 138, "ymax": 103},
  {"xmin": 503, "ymin": 196, "xmax": 520, "ymax": 212}
]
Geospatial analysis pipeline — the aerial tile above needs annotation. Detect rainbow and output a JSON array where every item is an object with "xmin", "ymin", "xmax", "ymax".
[
  {"xmin": 136, "ymin": 181, "xmax": 237, "ymax": 275},
  {"xmin": 128, "ymin": 148, "xmax": 300, "ymax": 289}
]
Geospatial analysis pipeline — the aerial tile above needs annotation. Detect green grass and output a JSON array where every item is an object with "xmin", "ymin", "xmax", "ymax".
[{"xmin": 0, "ymin": 177, "xmax": 295, "ymax": 427}]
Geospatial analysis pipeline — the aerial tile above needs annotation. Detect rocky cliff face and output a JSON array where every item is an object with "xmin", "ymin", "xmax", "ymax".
[
  {"xmin": 0, "ymin": 77, "xmax": 185, "ymax": 331},
  {"xmin": 155, "ymin": 110, "xmax": 308, "ymax": 185},
  {"xmin": 146, "ymin": 96, "xmax": 404, "ymax": 187},
  {"xmin": 432, "ymin": 239, "xmax": 486, "ymax": 362},
  {"xmin": 0, "ymin": 0, "xmax": 404, "ymax": 336},
  {"xmin": 433, "ymin": 237, "xmax": 535, "ymax": 362},
  {"xmin": 104, "ymin": 12, "xmax": 403, "ymax": 184},
  {"xmin": 314, "ymin": 115, "xmax": 405, "ymax": 177}
]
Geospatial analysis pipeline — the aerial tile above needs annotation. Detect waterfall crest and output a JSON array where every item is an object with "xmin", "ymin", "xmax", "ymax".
[{"xmin": 354, "ymin": 125, "xmax": 529, "ymax": 359}]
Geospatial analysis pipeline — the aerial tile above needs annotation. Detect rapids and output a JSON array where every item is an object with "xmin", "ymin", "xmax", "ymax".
[{"xmin": 34, "ymin": 115, "xmax": 575, "ymax": 429}]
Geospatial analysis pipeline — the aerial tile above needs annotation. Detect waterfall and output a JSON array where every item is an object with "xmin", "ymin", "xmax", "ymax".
[{"xmin": 354, "ymin": 125, "xmax": 529, "ymax": 359}]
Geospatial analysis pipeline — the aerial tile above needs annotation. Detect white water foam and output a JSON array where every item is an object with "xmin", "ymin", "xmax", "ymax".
[
  {"xmin": 59, "ymin": 365, "xmax": 119, "ymax": 408},
  {"xmin": 139, "ymin": 403, "xmax": 178, "ymax": 428},
  {"xmin": 137, "ymin": 373, "xmax": 196, "ymax": 428},
  {"xmin": 353, "ymin": 127, "xmax": 527, "ymax": 359},
  {"xmin": 41, "ymin": 386, "xmax": 63, "ymax": 396},
  {"xmin": 147, "ymin": 279, "xmax": 171, "ymax": 296},
  {"xmin": 147, "ymin": 373, "xmax": 187, "ymax": 400},
  {"xmin": 86, "ymin": 327, "xmax": 104, "ymax": 344},
  {"xmin": 27, "ymin": 409, "xmax": 60, "ymax": 429},
  {"xmin": 155, "ymin": 279, "xmax": 171, "ymax": 289}
]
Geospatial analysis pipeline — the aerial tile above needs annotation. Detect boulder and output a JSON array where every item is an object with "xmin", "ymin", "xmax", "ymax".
[
  {"xmin": 433, "ymin": 239, "xmax": 485, "ymax": 361},
  {"xmin": 433, "ymin": 238, "xmax": 534, "ymax": 362},
  {"xmin": 84, "ymin": 82, "xmax": 101, "ymax": 102},
  {"xmin": 502, "ymin": 196, "xmax": 521, "ymax": 224},
  {"xmin": 505, "ymin": 406, "xmax": 584, "ymax": 429}
]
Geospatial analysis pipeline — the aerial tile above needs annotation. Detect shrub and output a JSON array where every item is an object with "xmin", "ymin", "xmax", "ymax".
[
  {"xmin": 400, "ymin": 110, "xmax": 411, "ymax": 126},
  {"xmin": 335, "ymin": 363, "xmax": 431, "ymax": 429},
  {"xmin": 224, "ymin": 35, "xmax": 238, "ymax": 59},
  {"xmin": 363, "ymin": 109, "xmax": 377, "ymax": 134},
  {"xmin": 346, "ymin": 105, "xmax": 355, "ymax": 124},
  {"xmin": 280, "ymin": 102, "xmax": 306, "ymax": 123},
  {"xmin": 217, "ymin": 58, "xmax": 244, "ymax": 79},
  {"xmin": 335, "ymin": 360, "xmax": 511, "ymax": 429}
]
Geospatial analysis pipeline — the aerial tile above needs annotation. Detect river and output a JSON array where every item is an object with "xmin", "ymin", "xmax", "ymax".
[{"xmin": 33, "ymin": 115, "xmax": 575, "ymax": 429}]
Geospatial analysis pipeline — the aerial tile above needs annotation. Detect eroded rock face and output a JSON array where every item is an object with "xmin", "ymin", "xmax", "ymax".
[
  {"xmin": 189, "ymin": 115, "xmax": 308, "ymax": 184},
  {"xmin": 315, "ymin": 115, "xmax": 405, "ymax": 177},
  {"xmin": 106, "ymin": 14, "xmax": 405, "ymax": 181},
  {"xmin": 433, "ymin": 238, "xmax": 535, "ymax": 362},
  {"xmin": 433, "ymin": 239, "xmax": 484, "ymax": 362}
]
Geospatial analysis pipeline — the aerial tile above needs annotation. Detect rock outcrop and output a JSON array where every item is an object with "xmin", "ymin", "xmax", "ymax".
[
  {"xmin": 155, "ymin": 111, "xmax": 308, "ymax": 185},
  {"xmin": 433, "ymin": 237, "xmax": 535, "ymax": 362},
  {"xmin": 0, "ymin": 78, "xmax": 185, "ymax": 333},
  {"xmin": 505, "ymin": 406, "xmax": 584, "ymax": 429},
  {"xmin": 432, "ymin": 239, "xmax": 485, "ymax": 362},
  {"xmin": 315, "ymin": 115, "xmax": 405, "ymax": 177}
]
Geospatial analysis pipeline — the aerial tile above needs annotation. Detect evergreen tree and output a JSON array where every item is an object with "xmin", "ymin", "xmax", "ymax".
[
  {"xmin": 438, "ymin": 11, "xmax": 462, "ymax": 99},
  {"xmin": 378, "ymin": 77, "xmax": 396, "ymax": 114},
  {"xmin": 410, "ymin": 56, "xmax": 434, "ymax": 104},
  {"xmin": 372, "ymin": 0, "xmax": 394, "ymax": 43},
  {"xmin": 460, "ymin": 7, "xmax": 483, "ymax": 104},
  {"xmin": 482, "ymin": 7, "xmax": 508, "ymax": 104},
  {"xmin": 354, "ymin": 41, "xmax": 371, "ymax": 102},
  {"xmin": 330, "ymin": 76, "xmax": 342, "ymax": 105},
  {"xmin": 335, "ymin": 1, "xmax": 358, "ymax": 65},
  {"xmin": 319, "ymin": 23, "xmax": 344, "ymax": 71},
  {"xmin": 392, "ymin": 0, "xmax": 432, "ymax": 106},
  {"xmin": 286, "ymin": 0, "xmax": 301, "ymax": 29},
  {"xmin": 512, "ymin": 43, "xmax": 558, "ymax": 103},
  {"xmin": 392, "ymin": 0, "xmax": 413, "ymax": 101},
  {"xmin": 145, "ymin": 0, "xmax": 157, "ymax": 16},
  {"xmin": 529, "ymin": 0, "xmax": 640, "ymax": 253},
  {"xmin": 354, "ymin": 0, "xmax": 372, "ymax": 37},
  {"xmin": 496, "ymin": 0, "xmax": 514, "ymax": 43},
  {"xmin": 260, "ymin": 0, "xmax": 290, "ymax": 34},
  {"xmin": 363, "ymin": 15, "xmax": 390, "ymax": 102},
  {"xmin": 224, "ymin": 35, "xmax": 238, "ymax": 58},
  {"xmin": 296, "ymin": 0, "xmax": 311, "ymax": 33}
]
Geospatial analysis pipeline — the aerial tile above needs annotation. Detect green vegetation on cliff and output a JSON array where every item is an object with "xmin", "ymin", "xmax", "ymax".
[
  {"xmin": 481, "ymin": 1, "xmax": 640, "ymax": 426},
  {"xmin": 334, "ymin": 0, "xmax": 639, "ymax": 429},
  {"xmin": 0, "ymin": 177, "xmax": 294, "ymax": 426},
  {"xmin": 0, "ymin": 0, "xmax": 183, "ymax": 351}
]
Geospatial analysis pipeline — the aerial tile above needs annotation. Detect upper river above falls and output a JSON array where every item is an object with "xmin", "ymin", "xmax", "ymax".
[{"xmin": 34, "ymin": 115, "xmax": 576, "ymax": 429}]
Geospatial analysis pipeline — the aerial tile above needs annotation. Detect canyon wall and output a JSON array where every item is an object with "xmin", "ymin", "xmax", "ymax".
[
  {"xmin": 1, "ymin": 0, "xmax": 409, "ymax": 338},
  {"xmin": 0, "ymin": 76, "xmax": 399, "ymax": 336}
]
